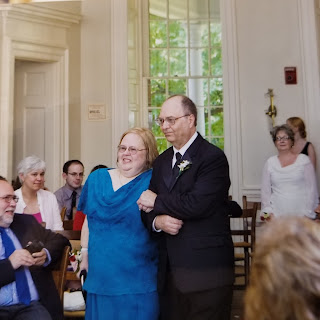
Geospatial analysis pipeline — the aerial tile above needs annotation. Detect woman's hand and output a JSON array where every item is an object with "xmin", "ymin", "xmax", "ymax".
[{"xmin": 77, "ymin": 250, "xmax": 88, "ymax": 278}]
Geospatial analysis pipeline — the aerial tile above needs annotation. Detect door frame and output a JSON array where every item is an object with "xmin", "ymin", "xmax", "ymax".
[{"xmin": 0, "ymin": 39, "xmax": 68, "ymax": 190}]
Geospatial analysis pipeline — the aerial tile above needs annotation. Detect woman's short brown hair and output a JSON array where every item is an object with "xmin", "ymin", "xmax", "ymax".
[
  {"xmin": 119, "ymin": 127, "xmax": 159, "ymax": 169},
  {"xmin": 271, "ymin": 124, "xmax": 294, "ymax": 144}
]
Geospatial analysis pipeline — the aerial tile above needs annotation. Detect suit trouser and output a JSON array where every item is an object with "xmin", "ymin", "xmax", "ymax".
[
  {"xmin": 160, "ymin": 273, "xmax": 233, "ymax": 320},
  {"xmin": 0, "ymin": 301, "xmax": 52, "ymax": 320}
]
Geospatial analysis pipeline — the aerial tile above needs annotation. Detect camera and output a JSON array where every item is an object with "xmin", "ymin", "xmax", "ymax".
[{"xmin": 25, "ymin": 240, "xmax": 44, "ymax": 254}]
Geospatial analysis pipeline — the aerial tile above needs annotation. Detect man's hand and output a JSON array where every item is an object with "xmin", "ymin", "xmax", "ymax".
[
  {"xmin": 155, "ymin": 215, "xmax": 183, "ymax": 235},
  {"xmin": 32, "ymin": 249, "xmax": 47, "ymax": 266},
  {"xmin": 137, "ymin": 190, "xmax": 157, "ymax": 212},
  {"xmin": 9, "ymin": 249, "xmax": 35, "ymax": 270}
]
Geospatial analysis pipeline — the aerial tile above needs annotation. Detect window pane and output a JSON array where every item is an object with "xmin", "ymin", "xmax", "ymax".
[
  {"xmin": 189, "ymin": 0, "xmax": 209, "ymax": 20},
  {"xmin": 188, "ymin": 79, "xmax": 207, "ymax": 106},
  {"xmin": 169, "ymin": 21, "xmax": 188, "ymax": 47},
  {"xmin": 149, "ymin": 49, "xmax": 168, "ymax": 77},
  {"xmin": 168, "ymin": 79, "xmax": 187, "ymax": 96},
  {"xmin": 211, "ymin": 107, "xmax": 224, "ymax": 136},
  {"xmin": 169, "ymin": 0, "xmax": 187, "ymax": 19},
  {"xmin": 148, "ymin": 109, "xmax": 164, "ymax": 136},
  {"xmin": 148, "ymin": 79, "xmax": 166, "ymax": 106},
  {"xmin": 210, "ymin": 22, "xmax": 221, "ymax": 46},
  {"xmin": 209, "ymin": 0, "xmax": 220, "ymax": 20},
  {"xmin": 149, "ymin": 0, "xmax": 166, "ymax": 19},
  {"xmin": 156, "ymin": 138, "xmax": 169, "ymax": 154},
  {"xmin": 209, "ymin": 78, "xmax": 223, "ymax": 106},
  {"xmin": 211, "ymin": 137, "xmax": 224, "ymax": 150},
  {"xmin": 145, "ymin": 0, "xmax": 223, "ymax": 151},
  {"xmin": 196, "ymin": 107, "xmax": 207, "ymax": 137},
  {"xmin": 169, "ymin": 49, "xmax": 187, "ymax": 76},
  {"xmin": 189, "ymin": 21, "xmax": 209, "ymax": 47},
  {"xmin": 149, "ymin": 20, "xmax": 167, "ymax": 48},
  {"xmin": 190, "ymin": 48, "xmax": 209, "ymax": 76},
  {"xmin": 210, "ymin": 47, "xmax": 222, "ymax": 76}
]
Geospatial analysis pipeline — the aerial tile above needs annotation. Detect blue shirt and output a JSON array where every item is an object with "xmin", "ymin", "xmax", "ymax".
[{"xmin": 0, "ymin": 228, "xmax": 40, "ymax": 306}]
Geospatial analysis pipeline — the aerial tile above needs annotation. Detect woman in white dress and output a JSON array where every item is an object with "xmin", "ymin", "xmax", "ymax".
[{"xmin": 261, "ymin": 124, "xmax": 318, "ymax": 219}]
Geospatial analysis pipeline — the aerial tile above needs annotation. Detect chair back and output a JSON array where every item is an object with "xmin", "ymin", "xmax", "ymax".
[
  {"xmin": 56, "ymin": 230, "xmax": 81, "ymax": 240},
  {"xmin": 63, "ymin": 220, "xmax": 74, "ymax": 230},
  {"xmin": 60, "ymin": 207, "xmax": 67, "ymax": 221},
  {"xmin": 52, "ymin": 245, "xmax": 70, "ymax": 302}
]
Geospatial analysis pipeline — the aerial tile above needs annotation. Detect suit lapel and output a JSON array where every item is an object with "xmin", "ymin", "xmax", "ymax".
[
  {"xmin": 162, "ymin": 148, "xmax": 174, "ymax": 189},
  {"xmin": 168, "ymin": 133, "xmax": 204, "ymax": 192}
]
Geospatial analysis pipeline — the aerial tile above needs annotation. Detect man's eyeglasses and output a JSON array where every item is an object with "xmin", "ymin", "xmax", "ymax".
[
  {"xmin": 117, "ymin": 145, "xmax": 147, "ymax": 155},
  {"xmin": 155, "ymin": 114, "xmax": 190, "ymax": 126},
  {"xmin": 67, "ymin": 172, "xmax": 85, "ymax": 177},
  {"xmin": 275, "ymin": 136, "xmax": 290, "ymax": 141},
  {"xmin": 0, "ymin": 195, "xmax": 19, "ymax": 203}
]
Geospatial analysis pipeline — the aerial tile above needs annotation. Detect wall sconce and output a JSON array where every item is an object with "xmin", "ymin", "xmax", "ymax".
[{"xmin": 265, "ymin": 88, "xmax": 277, "ymax": 127}]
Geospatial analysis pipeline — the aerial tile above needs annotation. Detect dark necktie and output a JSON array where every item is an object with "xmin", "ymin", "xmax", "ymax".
[
  {"xmin": 0, "ymin": 227, "xmax": 31, "ymax": 305},
  {"xmin": 68, "ymin": 191, "xmax": 77, "ymax": 220},
  {"xmin": 172, "ymin": 152, "xmax": 182, "ymax": 180}
]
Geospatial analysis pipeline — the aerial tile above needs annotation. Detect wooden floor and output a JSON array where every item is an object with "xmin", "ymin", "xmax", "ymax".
[
  {"xmin": 231, "ymin": 289, "xmax": 245, "ymax": 320},
  {"xmin": 231, "ymin": 269, "xmax": 246, "ymax": 320}
]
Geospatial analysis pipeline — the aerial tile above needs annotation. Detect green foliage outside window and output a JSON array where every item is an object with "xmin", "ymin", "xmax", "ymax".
[{"xmin": 148, "ymin": 1, "xmax": 223, "ymax": 154}]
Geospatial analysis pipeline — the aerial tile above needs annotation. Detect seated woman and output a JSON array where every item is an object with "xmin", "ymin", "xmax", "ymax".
[
  {"xmin": 14, "ymin": 155, "xmax": 63, "ymax": 231},
  {"xmin": 245, "ymin": 217, "xmax": 320, "ymax": 320},
  {"xmin": 261, "ymin": 124, "xmax": 318, "ymax": 219}
]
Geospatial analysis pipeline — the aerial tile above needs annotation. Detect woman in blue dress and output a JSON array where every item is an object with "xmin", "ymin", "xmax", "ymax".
[{"xmin": 78, "ymin": 127, "xmax": 159, "ymax": 320}]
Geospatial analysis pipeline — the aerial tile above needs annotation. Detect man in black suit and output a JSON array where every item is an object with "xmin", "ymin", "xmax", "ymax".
[
  {"xmin": 0, "ymin": 177, "xmax": 69, "ymax": 320},
  {"xmin": 138, "ymin": 95, "xmax": 234, "ymax": 320}
]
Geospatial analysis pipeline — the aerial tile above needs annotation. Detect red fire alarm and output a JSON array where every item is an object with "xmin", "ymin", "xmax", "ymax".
[{"xmin": 284, "ymin": 67, "xmax": 297, "ymax": 85}]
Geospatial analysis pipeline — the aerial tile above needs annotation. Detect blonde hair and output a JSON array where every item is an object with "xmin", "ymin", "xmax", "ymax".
[
  {"xmin": 287, "ymin": 116, "xmax": 307, "ymax": 138},
  {"xmin": 118, "ymin": 127, "xmax": 159, "ymax": 169},
  {"xmin": 245, "ymin": 217, "xmax": 320, "ymax": 320}
]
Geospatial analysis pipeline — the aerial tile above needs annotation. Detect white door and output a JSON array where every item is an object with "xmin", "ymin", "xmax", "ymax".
[{"xmin": 13, "ymin": 60, "xmax": 55, "ymax": 191}]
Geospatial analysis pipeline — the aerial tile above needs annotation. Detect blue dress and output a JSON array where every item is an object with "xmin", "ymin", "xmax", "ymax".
[{"xmin": 78, "ymin": 168, "xmax": 159, "ymax": 320}]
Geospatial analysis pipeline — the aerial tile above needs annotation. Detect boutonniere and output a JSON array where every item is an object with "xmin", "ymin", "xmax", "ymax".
[{"xmin": 177, "ymin": 160, "xmax": 192, "ymax": 176}]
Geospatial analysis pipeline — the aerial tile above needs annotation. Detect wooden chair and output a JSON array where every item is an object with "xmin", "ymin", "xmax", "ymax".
[
  {"xmin": 52, "ymin": 245, "xmax": 71, "ymax": 301},
  {"xmin": 63, "ymin": 219, "xmax": 74, "ymax": 230},
  {"xmin": 60, "ymin": 207, "xmax": 67, "ymax": 221},
  {"xmin": 231, "ymin": 196, "xmax": 259, "ymax": 288},
  {"xmin": 56, "ymin": 229, "xmax": 81, "ymax": 240}
]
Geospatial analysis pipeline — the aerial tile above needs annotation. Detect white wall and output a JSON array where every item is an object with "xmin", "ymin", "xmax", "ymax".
[
  {"xmin": 80, "ymin": 0, "xmax": 113, "ymax": 173},
  {"xmin": 78, "ymin": 0, "xmax": 320, "ymax": 197},
  {"xmin": 233, "ymin": 0, "xmax": 320, "ymax": 199}
]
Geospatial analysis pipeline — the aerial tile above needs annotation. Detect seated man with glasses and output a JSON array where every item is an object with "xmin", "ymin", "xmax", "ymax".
[
  {"xmin": 54, "ymin": 160, "xmax": 85, "ymax": 220},
  {"xmin": 0, "ymin": 176, "xmax": 70, "ymax": 320}
]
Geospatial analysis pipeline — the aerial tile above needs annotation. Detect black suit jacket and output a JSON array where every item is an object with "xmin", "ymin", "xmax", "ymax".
[
  {"xmin": 0, "ymin": 214, "xmax": 70, "ymax": 319},
  {"xmin": 141, "ymin": 133, "xmax": 234, "ymax": 293}
]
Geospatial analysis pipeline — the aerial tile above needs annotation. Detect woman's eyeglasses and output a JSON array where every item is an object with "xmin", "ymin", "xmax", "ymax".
[
  {"xmin": 117, "ymin": 145, "xmax": 146, "ymax": 155},
  {"xmin": 275, "ymin": 136, "xmax": 290, "ymax": 141}
]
